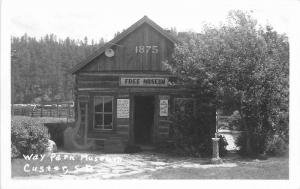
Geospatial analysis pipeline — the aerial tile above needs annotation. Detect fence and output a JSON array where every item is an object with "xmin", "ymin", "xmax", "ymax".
[{"xmin": 12, "ymin": 103, "xmax": 75, "ymax": 119}]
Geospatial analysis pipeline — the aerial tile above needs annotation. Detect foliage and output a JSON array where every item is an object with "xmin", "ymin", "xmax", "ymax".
[
  {"xmin": 44, "ymin": 122, "xmax": 74, "ymax": 148},
  {"xmin": 217, "ymin": 111, "xmax": 242, "ymax": 130},
  {"xmin": 167, "ymin": 10, "xmax": 289, "ymax": 156},
  {"xmin": 265, "ymin": 134, "xmax": 288, "ymax": 156},
  {"xmin": 12, "ymin": 116, "xmax": 69, "ymax": 124},
  {"xmin": 236, "ymin": 131, "xmax": 288, "ymax": 156},
  {"xmin": 227, "ymin": 111, "xmax": 242, "ymax": 130},
  {"xmin": 11, "ymin": 117, "xmax": 50, "ymax": 158},
  {"xmin": 11, "ymin": 34, "xmax": 105, "ymax": 104},
  {"xmin": 158, "ymin": 109, "xmax": 227, "ymax": 157},
  {"xmin": 218, "ymin": 135, "xmax": 228, "ymax": 156},
  {"xmin": 235, "ymin": 132, "xmax": 265, "ymax": 155}
]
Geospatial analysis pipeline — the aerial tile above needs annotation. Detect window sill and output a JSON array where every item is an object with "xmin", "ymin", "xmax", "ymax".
[{"xmin": 92, "ymin": 128, "xmax": 115, "ymax": 133}]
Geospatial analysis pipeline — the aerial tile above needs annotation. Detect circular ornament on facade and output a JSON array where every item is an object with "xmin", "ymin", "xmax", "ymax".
[{"xmin": 105, "ymin": 48, "xmax": 115, "ymax": 57}]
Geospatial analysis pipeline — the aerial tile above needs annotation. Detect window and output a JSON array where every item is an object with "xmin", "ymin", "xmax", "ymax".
[
  {"xmin": 174, "ymin": 98, "xmax": 195, "ymax": 115},
  {"xmin": 94, "ymin": 96, "xmax": 113, "ymax": 130}
]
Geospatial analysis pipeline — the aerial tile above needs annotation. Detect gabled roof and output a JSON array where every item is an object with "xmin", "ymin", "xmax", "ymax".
[{"xmin": 70, "ymin": 15, "xmax": 178, "ymax": 74}]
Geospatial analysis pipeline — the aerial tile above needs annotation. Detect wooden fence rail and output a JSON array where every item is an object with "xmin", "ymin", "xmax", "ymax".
[{"xmin": 12, "ymin": 104, "xmax": 74, "ymax": 119}]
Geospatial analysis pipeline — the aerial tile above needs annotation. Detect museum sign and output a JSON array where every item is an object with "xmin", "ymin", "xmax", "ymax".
[{"xmin": 119, "ymin": 77, "xmax": 169, "ymax": 87}]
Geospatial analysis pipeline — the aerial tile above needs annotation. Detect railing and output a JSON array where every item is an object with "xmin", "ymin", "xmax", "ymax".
[{"xmin": 12, "ymin": 102, "xmax": 75, "ymax": 119}]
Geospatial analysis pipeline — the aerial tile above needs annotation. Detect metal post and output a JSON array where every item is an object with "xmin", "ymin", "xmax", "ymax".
[
  {"xmin": 216, "ymin": 111, "xmax": 218, "ymax": 136},
  {"xmin": 211, "ymin": 111, "xmax": 223, "ymax": 164},
  {"xmin": 67, "ymin": 103, "xmax": 70, "ymax": 123},
  {"xmin": 57, "ymin": 104, "xmax": 60, "ymax": 118},
  {"xmin": 57, "ymin": 103, "xmax": 59, "ymax": 117}
]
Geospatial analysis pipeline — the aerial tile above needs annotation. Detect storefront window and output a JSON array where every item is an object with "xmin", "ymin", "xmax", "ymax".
[{"xmin": 94, "ymin": 96, "xmax": 113, "ymax": 130}]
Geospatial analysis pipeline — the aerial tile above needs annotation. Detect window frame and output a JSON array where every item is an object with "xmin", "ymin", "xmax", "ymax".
[{"xmin": 93, "ymin": 96, "xmax": 114, "ymax": 130}]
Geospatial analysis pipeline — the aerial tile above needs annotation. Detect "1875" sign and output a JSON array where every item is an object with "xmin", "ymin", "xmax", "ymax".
[{"xmin": 135, "ymin": 45, "xmax": 158, "ymax": 54}]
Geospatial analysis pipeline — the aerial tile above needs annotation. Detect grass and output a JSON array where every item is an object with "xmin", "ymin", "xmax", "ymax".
[
  {"xmin": 116, "ymin": 156, "xmax": 289, "ymax": 179},
  {"xmin": 10, "ymin": 116, "xmax": 289, "ymax": 179},
  {"xmin": 12, "ymin": 116, "xmax": 74, "ymax": 124},
  {"xmin": 11, "ymin": 152, "xmax": 289, "ymax": 179}
]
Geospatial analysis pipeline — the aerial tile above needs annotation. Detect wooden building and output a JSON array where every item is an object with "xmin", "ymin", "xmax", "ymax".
[{"xmin": 70, "ymin": 16, "xmax": 196, "ymax": 152}]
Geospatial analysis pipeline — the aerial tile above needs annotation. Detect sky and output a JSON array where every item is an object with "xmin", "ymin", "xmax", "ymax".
[{"xmin": 5, "ymin": 0, "xmax": 296, "ymax": 43}]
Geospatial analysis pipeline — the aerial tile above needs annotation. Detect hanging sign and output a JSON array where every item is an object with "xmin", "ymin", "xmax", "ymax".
[
  {"xmin": 117, "ymin": 99, "xmax": 130, "ymax": 118},
  {"xmin": 160, "ymin": 99, "xmax": 168, "ymax": 116},
  {"xmin": 120, "ymin": 77, "xmax": 168, "ymax": 87}
]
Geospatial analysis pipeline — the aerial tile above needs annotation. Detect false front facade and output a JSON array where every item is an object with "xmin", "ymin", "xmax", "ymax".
[{"xmin": 70, "ymin": 16, "xmax": 196, "ymax": 152}]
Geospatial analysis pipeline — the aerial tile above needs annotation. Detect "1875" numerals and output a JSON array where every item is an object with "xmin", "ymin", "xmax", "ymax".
[{"xmin": 135, "ymin": 45, "xmax": 158, "ymax": 54}]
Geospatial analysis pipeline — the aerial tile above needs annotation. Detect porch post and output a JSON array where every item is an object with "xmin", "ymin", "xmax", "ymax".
[
  {"xmin": 84, "ymin": 103, "xmax": 88, "ymax": 145},
  {"xmin": 129, "ymin": 95, "xmax": 134, "ymax": 145}
]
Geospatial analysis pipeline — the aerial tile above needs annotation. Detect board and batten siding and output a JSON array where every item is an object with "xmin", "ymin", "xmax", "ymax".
[
  {"xmin": 81, "ymin": 23, "xmax": 174, "ymax": 72},
  {"xmin": 71, "ymin": 16, "xmax": 181, "ymax": 151}
]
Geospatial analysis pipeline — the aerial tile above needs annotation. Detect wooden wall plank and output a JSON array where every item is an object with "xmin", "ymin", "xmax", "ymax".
[
  {"xmin": 77, "ymin": 75, "xmax": 119, "ymax": 82},
  {"xmin": 80, "ymin": 23, "xmax": 174, "ymax": 73},
  {"xmin": 77, "ymin": 81, "xmax": 119, "ymax": 88}
]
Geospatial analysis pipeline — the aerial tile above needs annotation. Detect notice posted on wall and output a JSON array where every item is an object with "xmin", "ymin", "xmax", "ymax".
[
  {"xmin": 117, "ymin": 99, "xmax": 130, "ymax": 118},
  {"xmin": 160, "ymin": 99, "xmax": 168, "ymax": 116}
]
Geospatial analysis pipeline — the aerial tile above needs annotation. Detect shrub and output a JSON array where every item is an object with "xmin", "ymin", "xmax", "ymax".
[
  {"xmin": 157, "ymin": 111, "xmax": 227, "ymax": 157},
  {"xmin": 235, "ymin": 130, "xmax": 267, "ymax": 156},
  {"xmin": 265, "ymin": 134, "xmax": 288, "ymax": 156},
  {"xmin": 235, "ymin": 132, "xmax": 246, "ymax": 155},
  {"xmin": 277, "ymin": 111, "xmax": 289, "ymax": 143},
  {"xmin": 227, "ymin": 111, "xmax": 242, "ymax": 130},
  {"xmin": 11, "ymin": 117, "xmax": 50, "ymax": 158},
  {"xmin": 218, "ymin": 135, "xmax": 228, "ymax": 156},
  {"xmin": 11, "ymin": 143, "xmax": 20, "ymax": 158},
  {"xmin": 236, "ymin": 131, "xmax": 288, "ymax": 157},
  {"xmin": 44, "ymin": 122, "xmax": 73, "ymax": 147}
]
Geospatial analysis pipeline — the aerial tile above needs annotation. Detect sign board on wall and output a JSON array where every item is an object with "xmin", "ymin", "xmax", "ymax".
[
  {"xmin": 160, "ymin": 99, "xmax": 168, "ymax": 116},
  {"xmin": 120, "ymin": 77, "xmax": 168, "ymax": 87},
  {"xmin": 117, "ymin": 99, "xmax": 130, "ymax": 118}
]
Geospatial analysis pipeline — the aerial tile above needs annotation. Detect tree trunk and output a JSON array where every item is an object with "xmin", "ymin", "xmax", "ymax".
[{"xmin": 239, "ymin": 93, "xmax": 252, "ymax": 154}]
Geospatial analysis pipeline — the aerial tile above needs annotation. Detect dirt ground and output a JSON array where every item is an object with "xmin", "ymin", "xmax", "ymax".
[{"xmin": 12, "ymin": 151, "xmax": 288, "ymax": 179}]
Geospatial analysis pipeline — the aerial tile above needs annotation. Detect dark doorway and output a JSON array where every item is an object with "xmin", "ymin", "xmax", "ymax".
[{"xmin": 134, "ymin": 95, "xmax": 155, "ymax": 145}]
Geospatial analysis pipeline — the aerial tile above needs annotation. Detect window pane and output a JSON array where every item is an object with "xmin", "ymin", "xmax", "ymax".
[
  {"xmin": 94, "ymin": 96, "xmax": 113, "ymax": 130},
  {"xmin": 94, "ymin": 97, "xmax": 103, "ymax": 112},
  {"xmin": 95, "ymin": 114, "xmax": 103, "ymax": 128},
  {"xmin": 104, "ymin": 114, "xmax": 112, "ymax": 126},
  {"xmin": 103, "ymin": 97, "xmax": 113, "ymax": 112}
]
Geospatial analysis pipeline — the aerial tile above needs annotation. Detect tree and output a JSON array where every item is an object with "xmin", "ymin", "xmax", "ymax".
[
  {"xmin": 167, "ymin": 10, "xmax": 289, "ymax": 155},
  {"xmin": 11, "ymin": 34, "xmax": 105, "ymax": 104}
]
